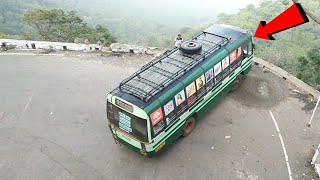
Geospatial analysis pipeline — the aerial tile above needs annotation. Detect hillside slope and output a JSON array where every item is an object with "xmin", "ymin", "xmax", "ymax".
[{"xmin": 216, "ymin": 0, "xmax": 320, "ymax": 87}]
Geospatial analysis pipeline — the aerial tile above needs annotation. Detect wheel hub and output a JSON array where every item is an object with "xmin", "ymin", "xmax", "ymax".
[{"xmin": 187, "ymin": 42, "xmax": 196, "ymax": 47}]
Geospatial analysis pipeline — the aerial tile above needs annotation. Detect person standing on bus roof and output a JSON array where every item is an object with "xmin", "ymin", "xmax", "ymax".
[{"xmin": 174, "ymin": 34, "xmax": 183, "ymax": 47}]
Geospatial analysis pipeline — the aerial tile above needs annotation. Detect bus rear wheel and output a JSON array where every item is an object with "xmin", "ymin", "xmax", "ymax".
[
  {"xmin": 231, "ymin": 75, "xmax": 244, "ymax": 91},
  {"xmin": 182, "ymin": 117, "xmax": 195, "ymax": 137}
]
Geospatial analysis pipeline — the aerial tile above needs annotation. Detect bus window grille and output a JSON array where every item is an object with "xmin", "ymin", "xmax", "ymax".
[
  {"xmin": 166, "ymin": 56, "xmax": 189, "ymax": 66},
  {"xmin": 152, "ymin": 65, "xmax": 176, "ymax": 76},
  {"xmin": 162, "ymin": 60, "xmax": 185, "ymax": 69},
  {"xmin": 148, "ymin": 68, "xmax": 173, "ymax": 79},
  {"xmin": 134, "ymin": 77, "xmax": 159, "ymax": 89}
]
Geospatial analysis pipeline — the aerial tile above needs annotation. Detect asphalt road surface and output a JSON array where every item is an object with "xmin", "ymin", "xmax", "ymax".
[{"xmin": 0, "ymin": 52, "xmax": 319, "ymax": 180}]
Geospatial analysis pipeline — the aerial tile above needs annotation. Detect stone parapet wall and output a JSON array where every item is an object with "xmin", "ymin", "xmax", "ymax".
[
  {"xmin": 0, "ymin": 39, "xmax": 102, "ymax": 52},
  {"xmin": 0, "ymin": 39, "xmax": 167, "ymax": 57}
]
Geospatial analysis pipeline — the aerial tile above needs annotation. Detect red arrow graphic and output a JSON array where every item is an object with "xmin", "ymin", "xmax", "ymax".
[{"xmin": 254, "ymin": 3, "xmax": 309, "ymax": 40}]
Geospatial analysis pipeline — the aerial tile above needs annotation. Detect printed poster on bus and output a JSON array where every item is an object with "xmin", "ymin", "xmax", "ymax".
[
  {"xmin": 214, "ymin": 62, "xmax": 221, "ymax": 75},
  {"xmin": 186, "ymin": 82, "xmax": 196, "ymax": 98},
  {"xmin": 205, "ymin": 68, "xmax": 215, "ymax": 90},
  {"xmin": 186, "ymin": 82, "xmax": 197, "ymax": 107},
  {"xmin": 175, "ymin": 90, "xmax": 186, "ymax": 106},
  {"xmin": 230, "ymin": 50, "xmax": 237, "ymax": 64},
  {"xmin": 214, "ymin": 62, "xmax": 223, "ymax": 83},
  {"xmin": 196, "ymin": 74, "xmax": 206, "ymax": 98},
  {"xmin": 237, "ymin": 46, "xmax": 242, "ymax": 58},
  {"xmin": 205, "ymin": 68, "xmax": 214, "ymax": 82},
  {"xmin": 222, "ymin": 56, "xmax": 230, "ymax": 70},
  {"xmin": 150, "ymin": 107, "xmax": 163, "ymax": 126},
  {"xmin": 164, "ymin": 100, "xmax": 174, "ymax": 115},
  {"xmin": 119, "ymin": 112, "xmax": 132, "ymax": 133},
  {"xmin": 175, "ymin": 90, "xmax": 187, "ymax": 116},
  {"xmin": 222, "ymin": 56, "xmax": 230, "ymax": 77},
  {"xmin": 163, "ymin": 100, "xmax": 176, "ymax": 125}
]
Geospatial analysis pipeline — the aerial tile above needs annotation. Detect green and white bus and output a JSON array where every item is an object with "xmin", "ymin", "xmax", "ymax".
[{"xmin": 106, "ymin": 24, "xmax": 254, "ymax": 157}]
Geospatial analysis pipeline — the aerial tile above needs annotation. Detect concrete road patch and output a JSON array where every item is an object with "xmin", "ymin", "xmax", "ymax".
[{"xmin": 0, "ymin": 53, "xmax": 319, "ymax": 180}]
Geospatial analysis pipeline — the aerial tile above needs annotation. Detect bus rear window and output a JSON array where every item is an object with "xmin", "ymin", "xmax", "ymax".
[{"xmin": 111, "ymin": 105, "xmax": 148, "ymax": 142}]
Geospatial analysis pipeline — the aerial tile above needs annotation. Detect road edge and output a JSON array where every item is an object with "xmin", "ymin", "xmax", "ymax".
[{"xmin": 253, "ymin": 57, "xmax": 320, "ymax": 99}]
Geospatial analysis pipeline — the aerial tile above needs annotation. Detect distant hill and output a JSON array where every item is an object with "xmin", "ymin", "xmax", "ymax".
[
  {"xmin": 0, "ymin": 0, "xmax": 260, "ymax": 42},
  {"xmin": 0, "ymin": 0, "xmax": 53, "ymax": 35}
]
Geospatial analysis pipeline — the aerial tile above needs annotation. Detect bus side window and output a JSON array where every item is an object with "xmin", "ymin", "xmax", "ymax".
[
  {"xmin": 214, "ymin": 62, "xmax": 222, "ymax": 84},
  {"xmin": 153, "ymin": 120, "xmax": 165, "ymax": 135},
  {"xmin": 222, "ymin": 56, "xmax": 230, "ymax": 78},
  {"xmin": 248, "ymin": 42, "xmax": 253, "ymax": 56},
  {"xmin": 205, "ymin": 68, "xmax": 215, "ymax": 91},
  {"xmin": 163, "ymin": 99, "xmax": 176, "ymax": 126},
  {"xmin": 230, "ymin": 49, "xmax": 237, "ymax": 71},
  {"xmin": 186, "ymin": 82, "xmax": 198, "ymax": 107},
  {"xmin": 196, "ymin": 74, "xmax": 206, "ymax": 98},
  {"xmin": 236, "ymin": 47, "xmax": 243, "ymax": 67},
  {"xmin": 244, "ymin": 40, "xmax": 255, "ymax": 58},
  {"xmin": 174, "ymin": 89, "xmax": 188, "ymax": 117},
  {"xmin": 243, "ymin": 45, "xmax": 248, "ymax": 57},
  {"xmin": 150, "ymin": 107, "xmax": 166, "ymax": 137}
]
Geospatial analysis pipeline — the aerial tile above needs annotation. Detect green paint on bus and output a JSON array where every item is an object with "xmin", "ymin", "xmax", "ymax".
[{"xmin": 106, "ymin": 24, "xmax": 255, "ymax": 157}]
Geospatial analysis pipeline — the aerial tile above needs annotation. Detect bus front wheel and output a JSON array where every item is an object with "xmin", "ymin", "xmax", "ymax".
[
  {"xmin": 231, "ymin": 75, "xmax": 244, "ymax": 91},
  {"xmin": 182, "ymin": 117, "xmax": 195, "ymax": 137}
]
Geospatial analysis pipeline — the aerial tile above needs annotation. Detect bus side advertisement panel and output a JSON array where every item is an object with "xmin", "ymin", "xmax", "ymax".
[
  {"xmin": 150, "ymin": 107, "xmax": 163, "ymax": 126},
  {"xmin": 230, "ymin": 46, "xmax": 244, "ymax": 70},
  {"xmin": 205, "ymin": 68, "xmax": 215, "ymax": 91},
  {"xmin": 230, "ymin": 50, "xmax": 237, "ymax": 64},
  {"xmin": 196, "ymin": 74, "xmax": 206, "ymax": 98},
  {"xmin": 222, "ymin": 56, "xmax": 230, "ymax": 78},
  {"xmin": 236, "ymin": 46, "xmax": 243, "ymax": 66},
  {"xmin": 174, "ymin": 90, "xmax": 188, "ymax": 116},
  {"xmin": 214, "ymin": 62, "xmax": 223, "ymax": 83},
  {"xmin": 186, "ymin": 82, "xmax": 197, "ymax": 107},
  {"xmin": 150, "ymin": 107, "xmax": 165, "ymax": 135},
  {"xmin": 163, "ymin": 100, "xmax": 176, "ymax": 125}
]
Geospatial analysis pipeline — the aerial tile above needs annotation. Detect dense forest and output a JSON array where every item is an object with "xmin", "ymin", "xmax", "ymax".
[
  {"xmin": 0, "ymin": 0, "xmax": 319, "ymax": 87},
  {"xmin": 0, "ymin": 0, "xmax": 56, "ymax": 36},
  {"xmin": 138, "ymin": 0, "xmax": 320, "ymax": 87},
  {"xmin": 0, "ymin": 0, "xmax": 258, "ymax": 42},
  {"xmin": 217, "ymin": 0, "xmax": 320, "ymax": 87}
]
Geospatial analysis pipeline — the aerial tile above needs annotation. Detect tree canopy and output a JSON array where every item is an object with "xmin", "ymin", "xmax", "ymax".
[
  {"xmin": 297, "ymin": 47, "xmax": 320, "ymax": 88},
  {"xmin": 22, "ymin": 9, "xmax": 116, "ymax": 46}
]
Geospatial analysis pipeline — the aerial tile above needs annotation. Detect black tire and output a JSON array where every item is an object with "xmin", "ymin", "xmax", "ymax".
[
  {"xmin": 182, "ymin": 117, "xmax": 196, "ymax": 137},
  {"xmin": 231, "ymin": 75, "xmax": 244, "ymax": 91},
  {"xmin": 179, "ymin": 40, "xmax": 202, "ymax": 55}
]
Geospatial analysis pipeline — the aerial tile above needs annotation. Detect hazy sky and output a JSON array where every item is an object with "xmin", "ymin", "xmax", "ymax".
[
  {"xmin": 56, "ymin": 0, "xmax": 263, "ymax": 41},
  {"xmin": 61, "ymin": 0, "xmax": 263, "ymax": 25},
  {"xmin": 115, "ymin": 0, "xmax": 261, "ymax": 14},
  {"xmin": 94, "ymin": 0, "xmax": 262, "ymax": 27}
]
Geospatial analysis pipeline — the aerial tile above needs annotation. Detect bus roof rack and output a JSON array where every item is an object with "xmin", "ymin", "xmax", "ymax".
[{"xmin": 119, "ymin": 30, "xmax": 230, "ymax": 102}]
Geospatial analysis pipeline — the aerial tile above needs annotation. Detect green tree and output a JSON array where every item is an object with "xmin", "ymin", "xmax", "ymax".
[
  {"xmin": 22, "ymin": 9, "xmax": 116, "ymax": 45},
  {"xmin": 23, "ymin": 9, "xmax": 89, "ymax": 42},
  {"xmin": 93, "ymin": 25, "xmax": 117, "ymax": 46},
  {"xmin": 0, "ymin": 32, "xmax": 7, "ymax": 38},
  {"xmin": 297, "ymin": 47, "xmax": 320, "ymax": 86}
]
